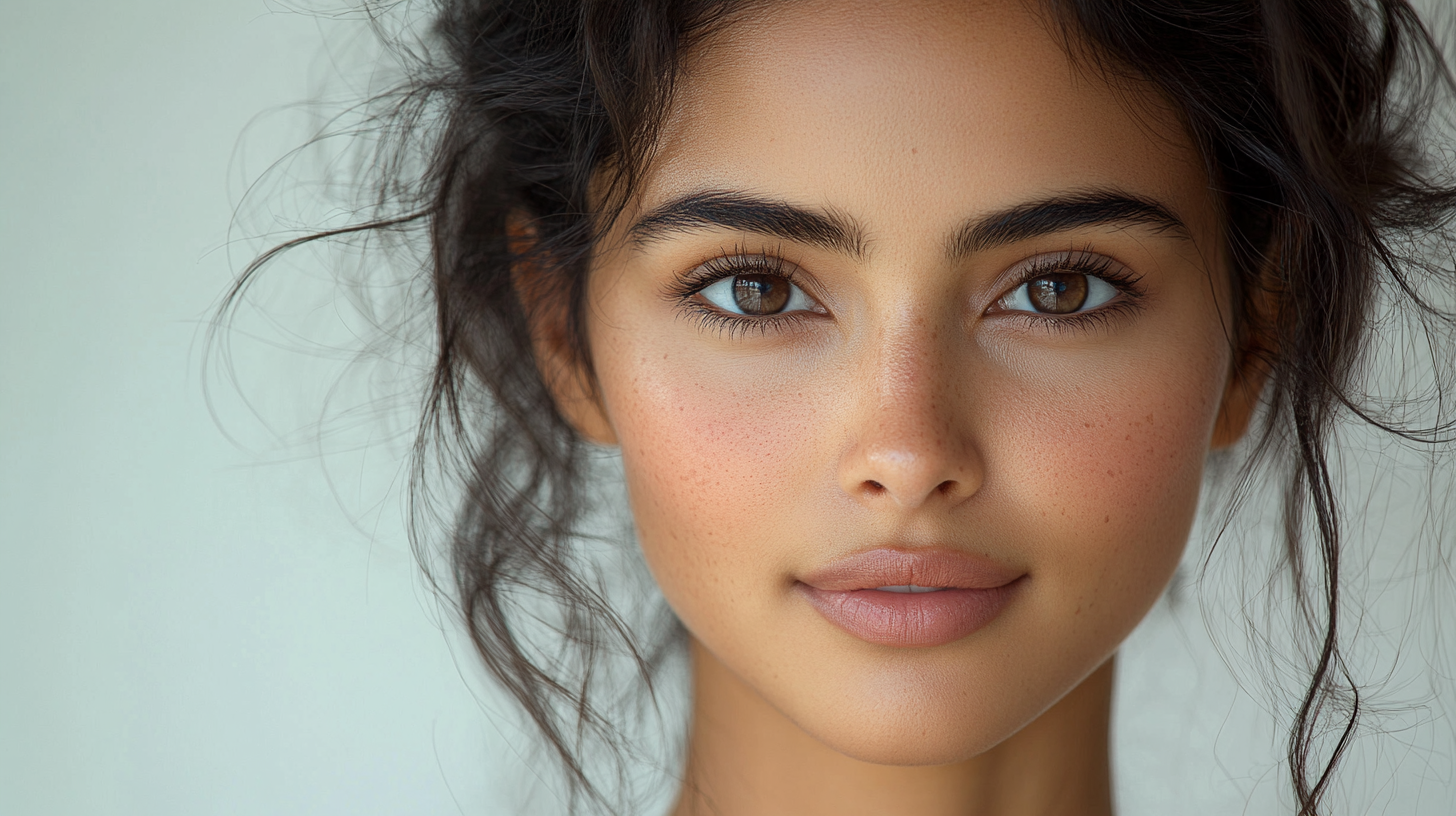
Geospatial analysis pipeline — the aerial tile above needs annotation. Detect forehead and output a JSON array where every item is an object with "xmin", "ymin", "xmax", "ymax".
[{"xmin": 637, "ymin": 0, "xmax": 1215, "ymax": 250}]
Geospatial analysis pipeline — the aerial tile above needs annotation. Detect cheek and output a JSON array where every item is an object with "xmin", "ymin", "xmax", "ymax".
[
  {"xmin": 989, "ymin": 342, "xmax": 1226, "ymax": 635},
  {"xmin": 596, "ymin": 347, "xmax": 829, "ymax": 625}
]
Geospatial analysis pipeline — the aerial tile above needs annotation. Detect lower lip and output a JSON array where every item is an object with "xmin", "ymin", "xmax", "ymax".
[{"xmin": 797, "ymin": 580, "xmax": 1022, "ymax": 648}]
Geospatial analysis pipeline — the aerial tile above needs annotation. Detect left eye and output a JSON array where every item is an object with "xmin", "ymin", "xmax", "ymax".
[
  {"xmin": 699, "ymin": 274, "xmax": 815, "ymax": 316},
  {"xmin": 1000, "ymin": 272, "xmax": 1118, "ymax": 315}
]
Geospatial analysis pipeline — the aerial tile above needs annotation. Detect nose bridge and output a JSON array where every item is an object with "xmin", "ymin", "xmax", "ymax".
[
  {"xmin": 874, "ymin": 318, "xmax": 946, "ymax": 440},
  {"xmin": 840, "ymin": 312, "xmax": 981, "ymax": 508}
]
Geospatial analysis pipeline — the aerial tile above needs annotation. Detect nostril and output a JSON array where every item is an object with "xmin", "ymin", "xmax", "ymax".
[
  {"xmin": 865, "ymin": 480, "xmax": 885, "ymax": 493},
  {"xmin": 937, "ymin": 480, "xmax": 957, "ymax": 495}
]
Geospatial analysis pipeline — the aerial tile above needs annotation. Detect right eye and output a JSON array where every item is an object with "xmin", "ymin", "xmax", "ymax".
[{"xmin": 698, "ymin": 273, "xmax": 816, "ymax": 316}]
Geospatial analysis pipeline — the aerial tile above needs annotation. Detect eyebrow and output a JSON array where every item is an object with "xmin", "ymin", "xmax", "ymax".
[
  {"xmin": 629, "ymin": 190, "xmax": 867, "ymax": 257},
  {"xmin": 948, "ymin": 191, "xmax": 1190, "ymax": 258},
  {"xmin": 627, "ymin": 188, "xmax": 1189, "ymax": 259}
]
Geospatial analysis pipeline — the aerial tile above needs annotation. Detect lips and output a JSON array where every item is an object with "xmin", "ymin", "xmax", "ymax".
[{"xmin": 796, "ymin": 548, "xmax": 1024, "ymax": 648}]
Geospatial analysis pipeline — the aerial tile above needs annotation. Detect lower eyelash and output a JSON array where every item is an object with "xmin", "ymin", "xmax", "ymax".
[
  {"xmin": 1011, "ymin": 299, "xmax": 1143, "ymax": 335},
  {"xmin": 677, "ymin": 303, "xmax": 814, "ymax": 339}
]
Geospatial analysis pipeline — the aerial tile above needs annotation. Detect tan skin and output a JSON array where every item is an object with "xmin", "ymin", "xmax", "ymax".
[{"xmin": 525, "ymin": 1, "xmax": 1264, "ymax": 814}]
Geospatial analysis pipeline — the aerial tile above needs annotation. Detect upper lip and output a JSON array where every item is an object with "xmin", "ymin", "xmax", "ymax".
[{"xmin": 798, "ymin": 547, "xmax": 1024, "ymax": 592}]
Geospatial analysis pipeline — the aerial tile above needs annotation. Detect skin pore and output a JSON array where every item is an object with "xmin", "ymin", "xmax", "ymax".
[{"xmin": 530, "ymin": 1, "xmax": 1259, "ymax": 814}]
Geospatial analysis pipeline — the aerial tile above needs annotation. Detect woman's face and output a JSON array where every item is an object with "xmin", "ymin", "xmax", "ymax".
[{"xmin": 572, "ymin": 0, "xmax": 1237, "ymax": 765}]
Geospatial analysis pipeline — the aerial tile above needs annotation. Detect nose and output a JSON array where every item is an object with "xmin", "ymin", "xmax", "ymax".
[{"xmin": 837, "ymin": 321, "xmax": 983, "ymax": 510}]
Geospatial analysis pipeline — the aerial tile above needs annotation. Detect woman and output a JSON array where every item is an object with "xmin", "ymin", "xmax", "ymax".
[{"xmin": 228, "ymin": 0, "xmax": 1456, "ymax": 813}]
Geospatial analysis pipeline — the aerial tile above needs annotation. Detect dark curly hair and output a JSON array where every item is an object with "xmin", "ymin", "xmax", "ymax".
[{"xmin": 221, "ymin": 1, "xmax": 1456, "ymax": 813}]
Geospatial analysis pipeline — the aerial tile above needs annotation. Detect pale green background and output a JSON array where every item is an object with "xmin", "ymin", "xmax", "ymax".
[{"xmin": 2, "ymin": 2, "xmax": 1452, "ymax": 814}]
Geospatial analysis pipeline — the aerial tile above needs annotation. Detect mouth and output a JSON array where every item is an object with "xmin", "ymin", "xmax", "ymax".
[{"xmin": 796, "ymin": 548, "xmax": 1025, "ymax": 648}]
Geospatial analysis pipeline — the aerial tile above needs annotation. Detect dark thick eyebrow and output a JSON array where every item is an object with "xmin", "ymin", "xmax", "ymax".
[
  {"xmin": 629, "ymin": 190, "xmax": 866, "ymax": 257},
  {"xmin": 949, "ymin": 191, "xmax": 1190, "ymax": 258}
]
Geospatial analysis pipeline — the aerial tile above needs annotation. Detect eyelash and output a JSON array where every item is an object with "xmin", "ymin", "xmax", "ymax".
[
  {"xmin": 999, "ymin": 250, "xmax": 1146, "ymax": 335},
  {"xmin": 665, "ymin": 248, "xmax": 818, "ymax": 338},
  {"xmin": 665, "ymin": 247, "xmax": 1146, "ymax": 337}
]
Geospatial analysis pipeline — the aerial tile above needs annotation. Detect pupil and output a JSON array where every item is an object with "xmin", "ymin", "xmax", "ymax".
[
  {"xmin": 733, "ymin": 274, "xmax": 790, "ymax": 315},
  {"xmin": 1028, "ymin": 273, "xmax": 1088, "ymax": 314}
]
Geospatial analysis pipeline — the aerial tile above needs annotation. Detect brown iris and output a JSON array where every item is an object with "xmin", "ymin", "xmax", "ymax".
[
  {"xmin": 733, "ymin": 274, "xmax": 790, "ymax": 315},
  {"xmin": 1027, "ymin": 273, "xmax": 1088, "ymax": 314}
]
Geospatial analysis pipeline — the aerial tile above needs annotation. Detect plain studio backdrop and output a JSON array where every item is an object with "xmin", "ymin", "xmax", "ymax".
[{"xmin": 3, "ymin": 2, "xmax": 1454, "ymax": 814}]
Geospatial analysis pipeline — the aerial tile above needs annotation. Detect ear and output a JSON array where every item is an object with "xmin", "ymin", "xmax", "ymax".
[
  {"xmin": 508, "ymin": 216, "xmax": 618, "ymax": 446},
  {"xmin": 1210, "ymin": 270, "xmax": 1277, "ymax": 450},
  {"xmin": 1210, "ymin": 352, "xmax": 1268, "ymax": 448}
]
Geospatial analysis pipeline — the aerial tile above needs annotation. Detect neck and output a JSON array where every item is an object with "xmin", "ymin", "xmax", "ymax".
[{"xmin": 671, "ymin": 639, "xmax": 1115, "ymax": 816}]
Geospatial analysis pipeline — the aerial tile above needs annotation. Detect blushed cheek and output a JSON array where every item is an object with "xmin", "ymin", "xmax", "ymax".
[
  {"xmin": 995, "ymin": 356, "xmax": 1224, "ymax": 622},
  {"xmin": 601, "ymin": 352, "xmax": 827, "ymax": 622}
]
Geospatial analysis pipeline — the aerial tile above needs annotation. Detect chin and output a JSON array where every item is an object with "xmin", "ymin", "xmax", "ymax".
[
  {"xmin": 796, "ymin": 701, "xmax": 1021, "ymax": 767},
  {"xmin": 779, "ymin": 657, "xmax": 1052, "ymax": 767}
]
